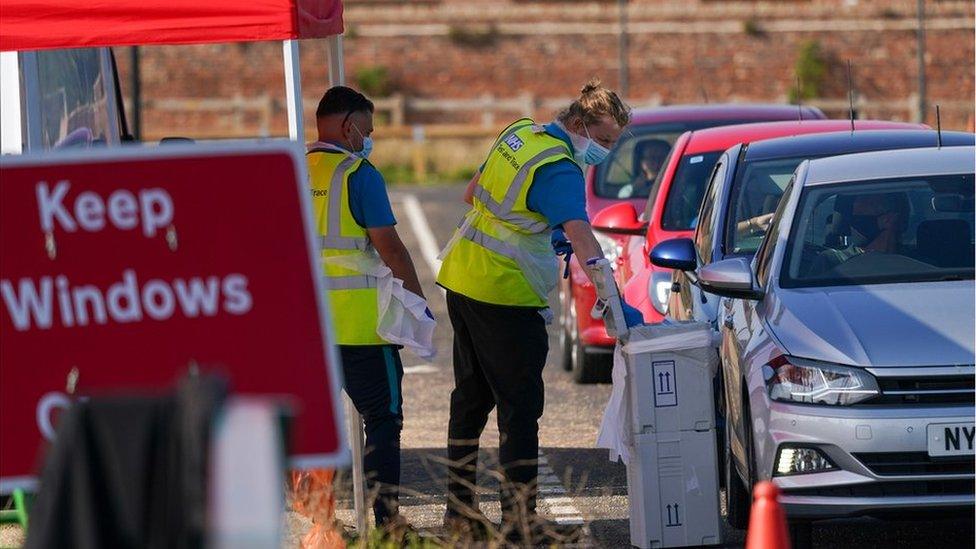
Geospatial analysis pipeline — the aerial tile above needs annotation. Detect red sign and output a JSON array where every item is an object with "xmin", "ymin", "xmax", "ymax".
[{"xmin": 0, "ymin": 144, "xmax": 347, "ymax": 491}]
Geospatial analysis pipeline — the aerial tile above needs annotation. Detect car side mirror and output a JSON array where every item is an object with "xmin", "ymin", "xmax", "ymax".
[
  {"xmin": 697, "ymin": 257, "xmax": 764, "ymax": 300},
  {"xmin": 592, "ymin": 203, "xmax": 647, "ymax": 235},
  {"xmin": 649, "ymin": 238, "xmax": 697, "ymax": 272}
]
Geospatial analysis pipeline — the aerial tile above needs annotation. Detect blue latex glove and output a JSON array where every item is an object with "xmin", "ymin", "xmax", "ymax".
[
  {"xmin": 551, "ymin": 228, "xmax": 573, "ymax": 279},
  {"xmin": 622, "ymin": 302, "xmax": 645, "ymax": 328}
]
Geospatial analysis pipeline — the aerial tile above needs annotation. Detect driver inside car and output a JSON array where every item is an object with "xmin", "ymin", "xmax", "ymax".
[
  {"xmin": 618, "ymin": 139, "xmax": 670, "ymax": 198},
  {"xmin": 811, "ymin": 192, "xmax": 908, "ymax": 276},
  {"xmin": 850, "ymin": 193, "xmax": 906, "ymax": 253}
]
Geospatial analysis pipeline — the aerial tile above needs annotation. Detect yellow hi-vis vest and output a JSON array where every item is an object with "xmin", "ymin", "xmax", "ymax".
[
  {"xmin": 308, "ymin": 146, "xmax": 386, "ymax": 346},
  {"xmin": 437, "ymin": 118, "xmax": 578, "ymax": 307}
]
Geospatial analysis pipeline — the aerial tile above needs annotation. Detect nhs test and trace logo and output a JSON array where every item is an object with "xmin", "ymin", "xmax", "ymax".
[{"xmin": 504, "ymin": 134, "xmax": 524, "ymax": 152}]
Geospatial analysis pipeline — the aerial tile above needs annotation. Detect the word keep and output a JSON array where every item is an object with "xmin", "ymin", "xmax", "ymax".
[{"xmin": 36, "ymin": 180, "xmax": 173, "ymax": 238}]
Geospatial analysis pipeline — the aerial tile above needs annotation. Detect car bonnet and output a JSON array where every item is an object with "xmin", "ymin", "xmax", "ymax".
[{"xmin": 762, "ymin": 280, "xmax": 976, "ymax": 367}]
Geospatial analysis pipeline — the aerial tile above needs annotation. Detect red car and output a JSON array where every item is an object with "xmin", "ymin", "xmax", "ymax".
[
  {"xmin": 600, "ymin": 119, "xmax": 927, "ymax": 340},
  {"xmin": 559, "ymin": 104, "xmax": 827, "ymax": 383}
]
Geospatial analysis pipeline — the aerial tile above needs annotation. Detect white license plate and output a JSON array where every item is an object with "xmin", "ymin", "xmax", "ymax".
[{"xmin": 927, "ymin": 422, "xmax": 976, "ymax": 457}]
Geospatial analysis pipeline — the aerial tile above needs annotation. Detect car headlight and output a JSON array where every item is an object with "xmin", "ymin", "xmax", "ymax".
[
  {"xmin": 594, "ymin": 231, "xmax": 621, "ymax": 263},
  {"xmin": 763, "ymin": 356, "xmax": 879, "ymax": 406},
  {"xmin": 648, "ymin": 270, "xmax": 672, "ymax": 315}
]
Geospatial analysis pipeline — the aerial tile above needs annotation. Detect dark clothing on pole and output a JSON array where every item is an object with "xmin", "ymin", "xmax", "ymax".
[
  {"xmin": 340, "ymin": 344, "xmax": 404, "ymax": 526},
  {"xmin": 445, "ymin": 290, "xmax": 548, "ymax": 520},
  {"xmin": 26, "ymin": 375, "xmax": 227, "ymax": 549}
]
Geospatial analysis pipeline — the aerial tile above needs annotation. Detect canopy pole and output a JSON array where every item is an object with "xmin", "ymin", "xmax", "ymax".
[
  {"xmin": 283, "ymin": 40, "xmax": 304, "ymax": 142},
  {"xmin": 326, "ymin": 35, "xmax": 345, "ymax": 86},
  {"xmin": 322, "ymin": 33, "xmax": 367, "ymax": 535}
]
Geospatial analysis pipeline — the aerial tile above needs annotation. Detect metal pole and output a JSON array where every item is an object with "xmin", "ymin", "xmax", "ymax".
[
  {"xmin": 617, "ymin": 0, "xmax": 629, "ymax": 99},
  {"xmin": 916, "ymin": 0, "xmax": 927, "ymax": 123},
  {"xmin": 326, "ymin": 35, "xmax": 346, "ymax": 87},
  {"xmin": 344, "ymin": 394, "xmax": 368, "ymax": 533},
  {"xmin": 129, "ymin": 46, "xmax": 142, "ymax": 140},
  {"xmin": 283, "ymin": 40, "xmax": 305, "ymax": 142},
  {"xmin": 324, "ymin": 34, "xmax": 366, "ymax": 533}
]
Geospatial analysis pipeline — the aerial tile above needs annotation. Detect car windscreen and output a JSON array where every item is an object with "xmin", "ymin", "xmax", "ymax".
[
  {"xmin": 781, "ymin": 174, "xmax": 975, "ymax": 288},
  {"xmin": 594, "ymin": 124, "xmax": 685, "ymax": 199},
  {"xmin": 724, "ymin": 156, "xmax": 806, "ymax": 256},
  {"xmin": 661, "ymin": 151, "xmax": 723, "ymax": 230},
  {"xmin": 594, "ymin": 119, "xmax": 766, "ymax": 200}
]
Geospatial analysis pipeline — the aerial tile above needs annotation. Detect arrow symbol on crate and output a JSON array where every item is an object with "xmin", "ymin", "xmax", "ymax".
[
  {"xmin": 664, "ymin": 372, "xmax": 672, "ymax": 392},
  {"xmin": 658, "ymin": 372, "xmax": 665, "ymax": 392},
  {"xmin": 666, "ymin": 504, "xmax": 673, "ymax": 524}
]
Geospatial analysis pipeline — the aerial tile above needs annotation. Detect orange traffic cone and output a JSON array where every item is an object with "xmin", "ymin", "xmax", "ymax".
[
  {"xmin": 291, "ymin": 469, "xmax": 346, "ymax": 549},
  {"xmin": 745, "ymin": 481, "xmax": 791, "ymax": 549}
]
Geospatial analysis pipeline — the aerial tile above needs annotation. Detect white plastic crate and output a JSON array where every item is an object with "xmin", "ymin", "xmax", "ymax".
[
  {"xmin": 627, "ymin": 430, "xmax": 722, "ymax": 549},
  {"xmin": 622, "ymin": 322, "xmax": 718, "ymax": 434}
]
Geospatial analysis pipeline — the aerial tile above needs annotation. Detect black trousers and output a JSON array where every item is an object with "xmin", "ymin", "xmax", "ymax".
[
  {"xmin": 445, "ymin": 290, "xmax": 549, "ymax": 521},
  {"xmin": 340, "ymin": 345, "xmax": 404, "ymax": 526}
]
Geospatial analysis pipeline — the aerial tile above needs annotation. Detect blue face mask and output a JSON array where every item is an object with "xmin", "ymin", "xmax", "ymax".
[
  {"xmin": 351, "ymin": 123, "xmax": 373, "ymax": 160},
  {"xmin": 582, "ymin": 124, "xmax": 611, "ymax": 165},
  {"xmin": 358, "ymin": 137, "xmax": 374, "ymax": 160}
]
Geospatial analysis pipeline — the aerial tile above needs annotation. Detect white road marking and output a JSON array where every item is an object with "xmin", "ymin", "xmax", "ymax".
[
  {"xmin": 403, "ymin": 364, "xmax": 439, "ymax": 375},
  {"xmin": 536, "ymin": 451, "xmax": 585, "ymax": 523},
  {"xmin": 398, "ymin": 193, "xmax": 443, "ymax": 277}
]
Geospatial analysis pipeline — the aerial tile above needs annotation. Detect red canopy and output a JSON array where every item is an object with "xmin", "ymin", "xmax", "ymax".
[{"xmin": 0, "ymin": 0, "xmax": 344, "ymax": 52}]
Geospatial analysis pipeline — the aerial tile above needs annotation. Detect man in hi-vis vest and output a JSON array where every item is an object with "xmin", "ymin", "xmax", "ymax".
[
  {"xmin": 437, "ymin": 80, "xmax": 645, "ymax": 542},
  {"xmin": 308, "ymin": 86, "xmax": 431, "ymax": 532}
]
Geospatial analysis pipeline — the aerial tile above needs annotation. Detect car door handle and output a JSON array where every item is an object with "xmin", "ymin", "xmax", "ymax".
[{"xmin": 723, "ymin": 315, "xmax": 734, "ymax": 329}]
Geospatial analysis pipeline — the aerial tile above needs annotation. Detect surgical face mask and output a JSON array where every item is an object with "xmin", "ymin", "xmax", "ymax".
[
  {"xmin": 570, "ymin": 123, "xmax": 611, "ymax": 166},
  {"xmin": 350, "ymin": 123, "xmax": 373, "ymax": 159},
  {"xmin": 584, "ymin": 137, "xmax": 611, "ymax": 165}
]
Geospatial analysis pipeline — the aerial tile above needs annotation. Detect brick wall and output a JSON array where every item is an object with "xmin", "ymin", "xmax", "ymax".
[{"xmin": 119, "ymin": 0, "xmax": 975, "ymax": 140}]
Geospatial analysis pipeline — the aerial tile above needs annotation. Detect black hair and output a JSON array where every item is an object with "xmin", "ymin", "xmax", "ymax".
[{"xmin": 315, "ymin": 86, "xmax": 374, "ymax": 119}]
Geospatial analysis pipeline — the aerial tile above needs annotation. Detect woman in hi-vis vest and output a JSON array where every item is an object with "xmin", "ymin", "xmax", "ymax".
[{"xmin": 437, "ymin": 80, "xmax": 645, "ymax": 543}]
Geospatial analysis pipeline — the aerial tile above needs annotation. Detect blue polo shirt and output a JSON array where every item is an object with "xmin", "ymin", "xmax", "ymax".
[
  {"xmin": 480, "ymin": 122, "xmax": 588, "ymax": 229},
  {"xmin": 348, "ymin": 161, "xmax": 397, "ymax": 228}
]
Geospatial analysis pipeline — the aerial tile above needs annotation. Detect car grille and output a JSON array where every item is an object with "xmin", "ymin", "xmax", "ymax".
[
  {"xmin": 786, "ymin": 479, "xmax": 974, "ymax": 498},
  {"xmin": 853, "ymin": 452, "xmax": 975, "ymax": 476},
  {"xmin": 868, "ymin": 374, "xmax": 975, "ymax": 405}
]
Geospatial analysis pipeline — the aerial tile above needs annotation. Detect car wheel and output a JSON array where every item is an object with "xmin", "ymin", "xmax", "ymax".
[
  {"xmin": 559, "ymin": 286, "xmax": 573, "ymax": 371},
  {"xmin": 724, "ymin": 394, "xmax": 751, "ymax": 530},
  {"xmin": 571, "ymin": 320, "xmax": 604, "ymax": 384}
]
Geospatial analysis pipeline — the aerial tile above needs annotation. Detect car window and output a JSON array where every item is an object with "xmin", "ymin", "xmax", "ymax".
[
  {"xmin": 640, "ymin": 144, "xmax": 678, "ymax": 222},
  {"xmin": 756, "ymin": 179, "xmax": 796, "ymax": 287},
  {"xmin": 724, "ymin": 156, "xmax": 807, "ymax": 257},
  {"xmin": 595, "ymin": 125, "xmax": 685, "ymax": 199},
  {"xmin": 661, "ymin": 151, "xmax": 723, "ymax": 231},
  {"xmin": 694, "ymin": 154, "xmax": 728, "ymax": 265},
  {"xmin": 36, "ymin": 49, "xmax": 112, "ymax": 150},
  {"xmin": 781, "ymin": 174, "xmax": 975, "ymax": 288}
]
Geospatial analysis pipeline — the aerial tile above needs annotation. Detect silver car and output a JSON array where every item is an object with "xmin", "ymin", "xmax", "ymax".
[{"xmin": 696, "ymin": 147, "xmax": 975, "ymax": 534}]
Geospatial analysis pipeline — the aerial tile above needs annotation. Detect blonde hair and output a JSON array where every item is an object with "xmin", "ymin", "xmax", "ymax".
[{"xmin": 558, "ymin": 78, "xmax": 631, "ymax": 128}]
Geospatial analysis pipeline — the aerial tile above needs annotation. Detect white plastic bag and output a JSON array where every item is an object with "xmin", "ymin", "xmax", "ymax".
[
  {"xmin": 596, "ymin": 344, "xmax": 635, "ymax": 464},
  {"xmin": 325, "ymin": 250, "xmax": 437, "ymax": 360}
]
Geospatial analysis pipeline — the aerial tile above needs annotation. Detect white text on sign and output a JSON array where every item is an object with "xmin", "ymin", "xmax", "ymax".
[
  {"xmin": 1, "ymin": 180, "xmax": 254, "ymax": 331},
  {"xmin": 37, "ymin": 180, "xmax": 173, "ymax": 238}
]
